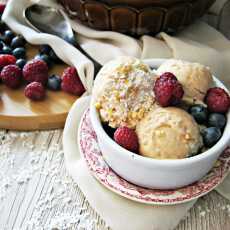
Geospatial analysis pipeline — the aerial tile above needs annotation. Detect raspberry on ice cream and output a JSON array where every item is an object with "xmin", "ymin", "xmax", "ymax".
[
  {"xmin": 1, "ymin": 64, "xmax": 22, "ymax": 89},
  {"xmin": 157, "ymin": 59, "xmax": 213, "ymax": 102},
  {"xmin": 114, "ymin": 126, "xmax": 139, "ymax": 152},
  {"xmin": 24, "ymin": 82, "xmax": 46, "ymax": 101},
  {"xmin": 153, "ymin": 72, "xmax": 184, "ymax": 107},
  {"xmin": 0, "ymin": 54, "xmax": 16, "ymax": 70},
  {"xmin": 61, "ymin": 67, "xmax": 85, "ymax": 96},
  {"xmin": 205, "ymin": 87, "xmax": 230, "ymax": 113},
  {"xmin": 23, "ymin": 59, "xmax": 48, "ymax": 85}
]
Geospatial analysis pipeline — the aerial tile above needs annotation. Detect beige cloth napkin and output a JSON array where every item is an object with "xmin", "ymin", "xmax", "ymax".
[
  {"xmin": 3, "ymin": 0, "xmax": 230, "ymax": 229},
  {"xmin": 210, "ymin": 0, "xmax": 230, "ymax": 14}
]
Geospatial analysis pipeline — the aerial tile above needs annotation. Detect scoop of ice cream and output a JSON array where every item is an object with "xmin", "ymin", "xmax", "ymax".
[
  {"xmin": 157, "ymin": 59, "xmax": 213, "ymax": 102},
  {"xmin": 92, "ymin": 56, "xmax": 156, "ymax": 128},
  {"xmin": 136, "ymin": 107, "xmax": 203, "ymax": 159}
]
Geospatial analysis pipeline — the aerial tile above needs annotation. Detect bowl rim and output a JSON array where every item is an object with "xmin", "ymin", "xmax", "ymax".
[{"xmin": 90, "ymin": 59, "xmax": 230, "ymax": 167}]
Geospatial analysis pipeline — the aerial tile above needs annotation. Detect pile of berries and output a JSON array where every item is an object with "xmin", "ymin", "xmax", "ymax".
[
  {"xmin": 106, "ymin": 72, "xmax": 230, "ymax": 154},
  {"xmin": 0, "ymin": 4, "xmax": 85, "ymax": 101},
  {"xmin": 153, "ymin": 72, "xmax": 230, "ymax": 149},
  {"xmin": 189, "ymin": 87, "xmax": 230, "ymax": 148}
]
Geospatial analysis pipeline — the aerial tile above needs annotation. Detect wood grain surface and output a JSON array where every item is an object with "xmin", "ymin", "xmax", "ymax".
[
  {"xmin": 0, "ymin": 44, "xmax": 78, "ymax": 131},
  {"xmin": 1, "ymin": 0, "xmax": 230, "ymax": 229},
  {"xmin": 0, "ymin": 130, "xmax": 230, "ymax": 230}
]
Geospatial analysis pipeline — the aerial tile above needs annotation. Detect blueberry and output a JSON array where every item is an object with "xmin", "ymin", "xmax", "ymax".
[
  {"xmin": 201, "ymin": 127, "xmax": 222, "ymax": 148},
  {"xmin": 13, "ymin": 47, "xmax": 26, "ymax": 59},
  {"xmin": 189, "ymin": 105, "xmax": 208, "ymax": 124},
  {"xmin": 34, "ymin": 54, "xmax": 52, "ymax": 67},
  {"xmin": 0, "ymin": 48, "xmax": 3, "ymax": 54},
  {"xmin": 208, "ymin": 113, "xmax": 226, "ymax": 130},
  {"xmin": 103, "ymin": 123, "xmax": 116, "ymax": 138},
  {"xmin": 16, "ymin": 59, "xmax": 27, "ymax": 69},
  {"xmin": 3, "ymin": 30, "xmax": 14, "ymax": 44},
  {"xmin": 2, "ymin": 46, "xmax": 12, "ymax": 54},
  {"xmin": 11, "ymin": 35, "xmax": 26, "ymax": 48},
  {"xmin": 39, "ymin": 44, "xmax": 51, "ymax": 55},
  {"xmin": 0, "ymin": 41, "xmax": 3, "ymax": 50},
  {"xmin": 49, "ymin": 49, "xmax": 62, "ymax": 63},
  {"xmin": 0, "ymin": 41, "xmax": 4, "ymax": 54},
  {"xmin": 34, "ymin": 54, "xmax": 41, "ymax": 60},
  {"xmin": 4, "ymin": 30, "xmax": 14, "ymax": 39},
  {"xmin": 0, "ymin": 20, "xmax": 6, "ymax": 32},
  {"xmin": 0, "ymin": 35, "xmax": 10, "ymax": 44},
  {"xmin": 47, "ymin": 74, "xmax": 61, "ymax": 91}
]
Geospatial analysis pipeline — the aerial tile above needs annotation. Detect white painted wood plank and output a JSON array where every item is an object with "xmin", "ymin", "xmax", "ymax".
[{"xmin": 1, "ymin": 129, "xmax": 230, "ymax": 230}]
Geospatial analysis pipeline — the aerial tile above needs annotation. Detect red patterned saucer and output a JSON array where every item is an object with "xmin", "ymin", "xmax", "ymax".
[{"xmin": 79, "ymin": 109, "xmax": 230, "ymax": 205}]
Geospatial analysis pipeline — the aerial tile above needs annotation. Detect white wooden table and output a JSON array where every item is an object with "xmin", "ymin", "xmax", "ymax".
[
  {"xmin": 0, "ymin": 129, "xmax": 230, "ymax": 230},
  {"xmin": 1, "ymin": 1, "xmax": 230, "ymax": 229}
]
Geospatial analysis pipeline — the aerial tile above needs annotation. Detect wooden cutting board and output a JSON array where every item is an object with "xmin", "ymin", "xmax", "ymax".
[{"xmin": 0, "ymin": 44, "xmax": 78, "ymax": 130}]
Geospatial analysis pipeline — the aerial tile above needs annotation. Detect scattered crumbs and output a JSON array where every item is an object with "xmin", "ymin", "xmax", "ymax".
[
  {"xmin": 0, "ymin": 131, "xmax": 97, "ymax": 229},
  {"xmin": 63, "ymin": 197, "xmax": 72, "ymax": 204},
  {"xmin": 221, "ymin": 206, "xmax": 226, "ymax": 210},
  {"xmin": 199, "ymin": 211, "xmax": 206, "ymax": 217},
  {"xmin": 9, "ymin": 154, "xmax": 15, "ymax": 168},
  {"xmin": 14, "ymin": 169, "xmax": 33, "ymax": 184},
  {"xmin": 226, "ymin": 205, "xmax": 230, "ymax": 216}
]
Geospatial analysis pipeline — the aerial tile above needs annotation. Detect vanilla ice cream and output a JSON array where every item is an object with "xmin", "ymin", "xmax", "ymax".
[
  {"xmin": 157, "ymin": 59, "xmax": 213, "ymax": 102},
  {"xmin": 92, "ymin": 56, "xmax": 156, "ymax": 128},
  {"xmin": 136, "ymin": 107, "xmax": 203, "ymax": 159}
]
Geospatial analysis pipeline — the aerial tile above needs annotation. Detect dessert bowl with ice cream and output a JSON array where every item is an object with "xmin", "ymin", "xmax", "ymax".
[{"xmin": 90, "ymin": 57, "xmax": 230, "ymax": 189}]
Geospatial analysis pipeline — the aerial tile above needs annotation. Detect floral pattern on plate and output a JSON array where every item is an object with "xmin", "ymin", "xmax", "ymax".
[{"xmin": 79, "ymin": 109, "xmax": 230, "ymax": 205}]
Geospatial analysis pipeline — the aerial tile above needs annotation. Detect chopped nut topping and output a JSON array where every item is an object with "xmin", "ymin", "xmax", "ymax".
[
  {"xmin": 117, "ymin": 64, "xmax": 133, "ymax": 75},
  {"xmin": 137, "ymin": 63, "xmax": 149, "ymax": 73},
  {"xmin": 95, "ymin": 102, "xmax": 101, "ymax": 110},
  {"xmin": 95, "ymin": 58, "xmax": 156, "ymax": 128},
  {"xmin": 185, "ymin": 133, "xmax": 191, "ymax": 140},
  {"xmin": 155, "ymin": 130, "xmax": 165, "ymax": 137}
]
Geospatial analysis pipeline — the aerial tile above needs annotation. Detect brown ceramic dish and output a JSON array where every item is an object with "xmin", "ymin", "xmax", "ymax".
[{"xmin": 58, "ymin": 0, "xmax": 215, "ymax": 36}]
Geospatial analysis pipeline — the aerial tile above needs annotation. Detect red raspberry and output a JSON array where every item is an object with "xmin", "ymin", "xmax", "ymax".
[
  {"xmin": 61, "ymin": 67, "xmax": 85, "ymax": 96},
  {"xmin": 0, "ymin": 4, "xmax": 6, "ymax": 14},
  {"xmin": 1, "ymin": 65, "xmax": 22, "ymax": 89},
  {"xmin": 114, "ymin": 126, "xmax": 139, "ymax": 152},
  {"xmin": 205, "ymin": 87, "xmax": 230, "ymax": 113},
  {"xmin": 24, "ymin": 82, "xmax": 46, "ymax": 101},
  {"xmin": 23, "ymin": 59, "xmax": 48, "ymax": 85},
  {"xmin": 153, "ymin": 72, "xmax": 184, "ymax": 107},
  {"xmin": 0, "ymin": 54, "xmax": 16, "ymax": 70}
]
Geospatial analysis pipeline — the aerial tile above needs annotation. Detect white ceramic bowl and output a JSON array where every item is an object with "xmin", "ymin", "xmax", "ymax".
[{"xmin": 90, "ymin": 60, "xmax": 230, "ymax": 189}]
